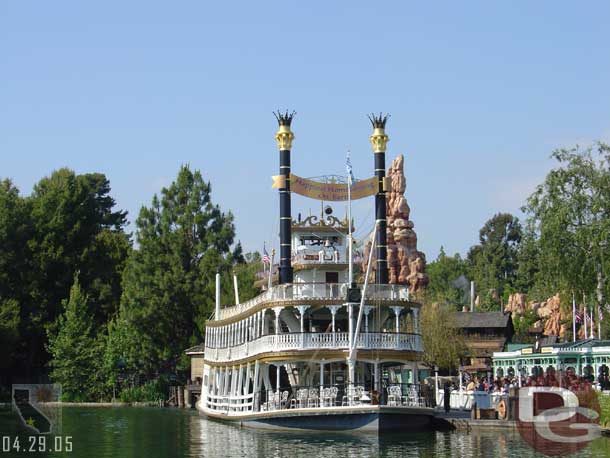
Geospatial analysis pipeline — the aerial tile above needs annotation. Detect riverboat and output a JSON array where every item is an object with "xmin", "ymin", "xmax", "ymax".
[{"xmin": 196, "ymin": 113, "xmax": 435, "ymax": 432}]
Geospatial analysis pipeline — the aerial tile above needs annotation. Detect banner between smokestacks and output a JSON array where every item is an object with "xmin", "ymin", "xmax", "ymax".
[{"xmin": 272, "ymin": 173, "xmax": 386, "ymax": 201}]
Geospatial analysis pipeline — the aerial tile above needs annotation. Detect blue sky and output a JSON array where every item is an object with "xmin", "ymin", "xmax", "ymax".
[{"xmin": 2, "ymin": 1, "xmax": 609, "ymax": 260}]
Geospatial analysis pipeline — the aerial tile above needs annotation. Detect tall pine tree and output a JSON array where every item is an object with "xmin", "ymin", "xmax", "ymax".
[
  {"xmin": 47, "ymin": 276, "xmax": 104, "ymax": 401},
  {"xmin": 116, "ymin": 165, "xmax": 239, "ymax": 378}
]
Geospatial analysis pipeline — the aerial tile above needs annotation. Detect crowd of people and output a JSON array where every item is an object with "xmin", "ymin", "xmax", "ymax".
[
  {"xmin": 441, "ymin": 367, "xmax": 607, "ymax": 413},
  {"xmin": 450, "ymin": 367, "xmax": 610, "ymax": 394}
]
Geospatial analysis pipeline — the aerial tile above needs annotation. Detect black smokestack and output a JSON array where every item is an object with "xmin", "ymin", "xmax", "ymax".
[
  {"xmin": 368, "ymin": 113, "xmax": 390, "ymax": 284},
  {"xmin": 274, "ymin": 110, "xmax": 296, "ymax": 285}
]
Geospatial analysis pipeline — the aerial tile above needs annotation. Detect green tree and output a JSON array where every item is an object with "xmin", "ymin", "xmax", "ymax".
[
  {"xmin": 426, "ymin": 247, "xmax": 469, "ymax": 310},
  {"xmin": 524, "ymin": 143, "xmax": 610, "ymax": 312},
  {"xmin": 28, "ymin": 169, "xmax": 130, "ymax": 322},
  {"xmin": 47, "ymin": 276, "xmax": 105, "ymax": 401},
  {"xmin": 514, "ymin": 223, "xmax": 541, "ymax": 295},
  {"xmin": 0, "ymin": 179, "xmax": 29, "ymax": 371},
  {"xmin": 467, "ymin": 213, "xmax": 522, "ymax": 309},
  {"xmin": 117, "ymin": 165, "xmax": 239, "ymax": 378},
  {"xmin": 420, "ymin": 302, "xmax": 468, "ymax": 371},
  {"xmin": 511, "ymin": 309, "xmax": 538, "ymax": 344},
  {"xmin": 17, "ymin": 169, "xmax": 129, "ymax": 375},
  {"xmin": 233, "ymin": 251, "xmax": 263, "ymax": 303}
]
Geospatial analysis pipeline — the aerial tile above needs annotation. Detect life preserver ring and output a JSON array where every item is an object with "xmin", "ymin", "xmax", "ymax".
[{"xmin": 497, "ymin": 399, "xmax": 508, "ymax": 420}]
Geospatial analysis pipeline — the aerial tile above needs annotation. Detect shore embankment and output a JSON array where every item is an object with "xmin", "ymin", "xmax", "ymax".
[
  {"xmin": 0, "ymin": 401, "xmax": 164, "ymax": 408},
  {"xmin": 434, "ymin": 410, "xmax": 610, "ymax": 436},
  {"xmin": 433, "ymin": 411, "xmax": 517, "ymax": 432}
]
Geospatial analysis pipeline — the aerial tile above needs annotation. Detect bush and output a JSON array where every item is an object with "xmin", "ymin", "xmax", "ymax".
[
  {"xmin": 599, "ymin": 393, "xmax": 610, "ymax": 428},
  {"xmin": 118, "ymin": 377, "xmax": 169, "ymax": 403}
]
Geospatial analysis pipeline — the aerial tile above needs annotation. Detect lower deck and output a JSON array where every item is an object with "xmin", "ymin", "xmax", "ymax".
[{"xmin": 199, "ymin": 356, "xmax": 435, "ymax": 432}]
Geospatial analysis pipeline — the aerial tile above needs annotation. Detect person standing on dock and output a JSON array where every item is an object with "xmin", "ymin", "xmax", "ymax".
[{"xmin": 443, "ymin": 382, "xmax": 452, "ymax": 413}]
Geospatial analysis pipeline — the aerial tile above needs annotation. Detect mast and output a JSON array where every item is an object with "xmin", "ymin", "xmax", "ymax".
[{"xmin": 348, "ymin": 222, "xmax": 378, "ymax": 384}]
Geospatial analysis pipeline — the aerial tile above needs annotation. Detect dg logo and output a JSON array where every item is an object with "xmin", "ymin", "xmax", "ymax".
[{"xmin": 516, "ymin": 386, "xmax": 601, "ymax": 455}]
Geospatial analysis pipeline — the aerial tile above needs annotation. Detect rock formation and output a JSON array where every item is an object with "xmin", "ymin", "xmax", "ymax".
[
  {"xmin": 504, "ymin": 293, "xmax": 528, "ymax": 317},
  {"xmin": 505, "ymin": 292, "xmax": 569, "ymax": 338},
  {"xmin": 361, "ymin": 154, "xmax": 428, "ymax": 293}
]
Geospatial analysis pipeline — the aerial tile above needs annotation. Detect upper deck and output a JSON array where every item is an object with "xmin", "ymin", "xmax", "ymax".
[{"xmin": 213, "ymin": 282, "xmax": 412, "ymax": 323}]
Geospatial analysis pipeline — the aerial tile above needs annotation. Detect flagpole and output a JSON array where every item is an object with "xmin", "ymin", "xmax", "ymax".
[
  {"xmin": 268, "ymin": 247, "xmax": 275, "ymax": 290},
  {"xmin": 572, "ymin": 291, "xmax": 577, "ymax": 342},
  {"xmin": 598, "ymin": 306, "xmax": 602, "ymax": 340},
  {"xmin": 584, "ymin": 293, "xmax": 588, "ymax": 339},
  {"xmin": 590, "ymin": 305, "xmax": 594, "ymax": 338},
  {"xmin": 347, "ymin": 150, "xmax": 353, "ymax": 286}
]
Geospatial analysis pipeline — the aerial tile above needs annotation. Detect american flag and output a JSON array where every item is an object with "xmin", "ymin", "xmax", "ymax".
[
  {"xmin": 262, "ymin": 245, "xmax": 271, "ymax": 265},
  {"xmin": 575, "ymin": 310, "xmax": 583, "ymax": 324}
]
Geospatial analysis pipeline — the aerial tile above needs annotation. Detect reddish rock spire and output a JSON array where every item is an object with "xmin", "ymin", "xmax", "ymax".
[{"xmin": 362, "ymin": 154, "xmax": 429, "ymax": 293}]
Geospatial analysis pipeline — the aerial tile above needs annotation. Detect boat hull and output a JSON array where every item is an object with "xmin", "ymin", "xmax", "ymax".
[{"xmin": 198, "ymin": 404, "xmax": 434, "ymax": 433}]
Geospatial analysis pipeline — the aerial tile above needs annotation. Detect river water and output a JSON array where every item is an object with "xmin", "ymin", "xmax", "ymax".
[{"xmin": 1, "ymin": 407, "xmax": 609, "ymax": 458}]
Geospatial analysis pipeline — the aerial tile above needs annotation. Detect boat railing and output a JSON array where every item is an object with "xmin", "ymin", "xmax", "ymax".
[
  {"xmin": 217, "ymin": 283, "xmax": 411, "ymax": 320},
  {"xmin": 205, "ymin": 392, "xmax": 256, "ymax": 413},
  {"xmin": 435, "ymin": 389, "xmax": 507, "ymax": 411},
  {"xmin": 204, "ymin": 383, "xmax": 434, "ymax": 415},
  {"xmin": 210, "ymin": 332, "xmax": 422, "ymax": 362}
]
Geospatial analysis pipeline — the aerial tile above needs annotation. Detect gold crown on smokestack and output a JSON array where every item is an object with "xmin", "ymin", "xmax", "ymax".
[
  {"xmin": 274, "ymin": 110, "xmax": 296, "ymax": 150},
  {"xmin": 368, "ymin": 112, "xmax": 390, "ymax": 153}
]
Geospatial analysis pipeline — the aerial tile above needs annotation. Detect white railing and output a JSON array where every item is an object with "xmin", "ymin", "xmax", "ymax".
[
  {"xmin": 435, "ymin": 390, "xmax": 507, "ymax": 410},
  {"xmin": 203, "ymin": 383, "xmax": 433, "ymax": 415},
  {"xmin": 217, "ymin": 283, "xmax": 411, "ymax": 320},
  {"xmin": 206, "ymin": 332, "xmax": 422, "ymax": 363}
]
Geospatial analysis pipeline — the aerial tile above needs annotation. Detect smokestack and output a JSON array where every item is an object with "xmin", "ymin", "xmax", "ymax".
[
  {"xmin": 215, "ymin": 272, "xmax": 221, "ymax": 320},
  {"xmin": 274, "ymin": 111, "xmax": 295, "ymax": 285},
  {"xmin": 233, "ymin": 272, "xmax": 240, "ymax": 305},
  {"xmin": 369, "ymin": 113, "xmax": 390, "ymax": 284},
  {"xmin": 470, "ymin": 281, "xmax": 475, "ymax": 312}
]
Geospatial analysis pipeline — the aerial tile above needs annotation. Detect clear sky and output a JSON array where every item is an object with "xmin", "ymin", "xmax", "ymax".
[{"xmin": 2, "ymin": 1, "xmax": 609, "ymax": 260}]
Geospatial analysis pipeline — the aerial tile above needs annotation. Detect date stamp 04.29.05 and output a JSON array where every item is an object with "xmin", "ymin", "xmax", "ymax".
[
  {"xmin": 2, "ymin": 436, "xmax": 73, "ymax": 454},
  {"xmin": 2, "ymin": 384, "xmax": 73, "ymax": 453}
]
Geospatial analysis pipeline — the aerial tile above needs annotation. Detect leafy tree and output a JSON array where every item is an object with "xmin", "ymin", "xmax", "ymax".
[
  {"xmin": 426, "ymin": 247, "xmax": 469, "ymax": 310},
  {"xmin": 514, "ymin": 224, "xmax": 541, "ymax": 295},
  {"xmin": 117, "ymin": 165, "xmax": 239, "ymax": 378},
  {"xmin": 467, "ymin": 213, "xmax": 522, "ymax": 309},
  {"xmin": 102, "ymin": 315, "xmax": 137, "ymax": 398},
  {"xmin": 524, "ymin": 143, "xmax": 610, "ymax": 314},
  {"xmin": 0, "ymin": 179, "xmax": 29, "ymax": 371},
  {"xmin": 0, "ymin": 299, "xmax": 20, "ymax": 370},
  {"xmin": 4, "ymin": 169, "xmax": 131, "ymax": 378},
  {"xmin": 511, "ymin": 309, "xmax": 538, "ymax": 344},
  {"xmin": 47, "ymin": 277, "xmax": 105, "ymax": 401},
  {"xmin": 232, "ymin": 251, "xmax": 263, "ymax": 304},
  {"xmin": 28, "ymin": 169, "xmax": 130, "ymax": 325},
  {"xmin": 420, "ymin": 301, "xmax": 468, "ymax": 371}
]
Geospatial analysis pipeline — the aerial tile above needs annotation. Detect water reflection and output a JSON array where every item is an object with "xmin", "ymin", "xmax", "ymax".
[
  {"xmin": 3, "ymin": 407, "xmax": 608, "ymax": 458},
  {"xmin": 187, "ymin": 414, "xmax": 609, "ymax": 458}
]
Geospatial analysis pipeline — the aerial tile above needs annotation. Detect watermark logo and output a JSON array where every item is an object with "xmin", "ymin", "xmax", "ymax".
[
  {"xmin": 516, "ymin": 384, "xmax": 601, "ymax": 455},
  {"xmin": 12, "ymin": 384, "xmax": 62, "ymax": 434}
]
